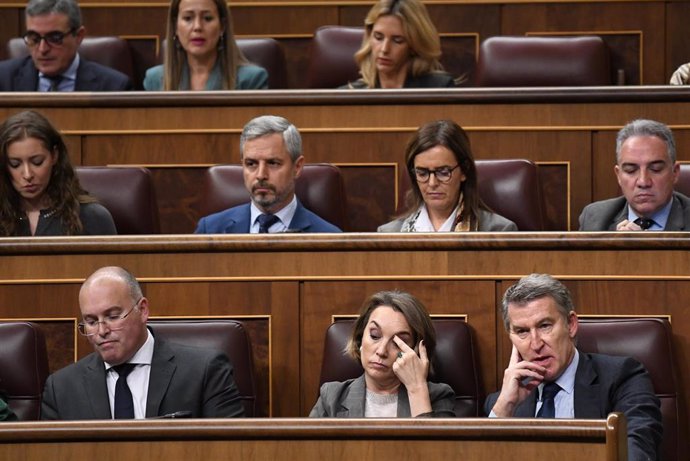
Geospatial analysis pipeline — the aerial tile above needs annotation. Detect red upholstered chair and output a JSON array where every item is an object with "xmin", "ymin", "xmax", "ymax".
[
  {"xmin": 75, "ymin": 167, "xmax": 160, "ymax": 235},
  {"xmin": 8, "ymin": 36, "xmax": 135, "ymax": 84},
  {"xmin": 237, "ymin": 38, "xmax": 288, "ymax": 89},
  {"xmin": 306, "ymin": 26, "xmax": 364, "ymax": 88},
  {"xmin": 0, "ymin": 322, "xmax": 49, "ymax": 421},
  {"xmin": 475, "ymin": 36, "xmax": 611, "ymax": 87},
  {"xmin": 318, "ymin": 318, "xmax": 483, "ymax": 417},
  {"xmin": 397, "ymin": 159, "xmax": 543, "ymax": 231},
  {"xmin": 147, "ymin": 319, "xmax": 258, "ymax": 417},
  {"xmin": 200, "ymin": 163, "xmax": 348, "ymax": 231},
  {"xmin": 577, "ymin": 317, "xmax": 685, "ymax": 461},
  {"xmin": 675, "ymin": 164, "xmax": 690, "ymax": 197}
]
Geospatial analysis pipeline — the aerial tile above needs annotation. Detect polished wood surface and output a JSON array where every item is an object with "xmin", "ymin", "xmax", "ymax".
[
  {"xmin": 0, "ymin": 231, "xmax": 688, "ymax": 455},
  {"xmin": 0, "ymin": 0, "xmax": 683, "ymax": 86},
  {"xmin": 2, "ymin": 88, "xmax": 690, "ymax": 232},
  {"xmin": 0, "ymin": 416, "xmax": 626, "ymax": 460}
]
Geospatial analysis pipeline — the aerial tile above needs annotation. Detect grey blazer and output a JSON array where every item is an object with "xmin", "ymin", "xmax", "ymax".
[
  {"xmin": 309, "ymin": 374, "xmax": 455, "ymax": 417},
  {"xmin": 484, "ymin": 352, "xmax": 662, "ymax": 461},
  {"xmin": 578, "ymin": 191, "xmax": 690, "ymax": 231},
  {"xmin": 41, "ymin": 335, "xmax": 245, "ymax": 419},
  {"xmin": 378, "ymin": 208, "xmax": 517, "ymax": 232}
]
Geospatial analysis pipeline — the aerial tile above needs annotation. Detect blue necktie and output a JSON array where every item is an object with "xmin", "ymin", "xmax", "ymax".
[
  {"xmin": 634, "ymin": 217, "xmax": 655, "ymax": 230},
  {"xmin": 257, "ymin": 214, "xmax": 279, "ymax": 233},
  {"xmin": 47, "ymin": 75, "xmax": 62, "ymax": 92},
  {"xmin": 536, "ymin": 382, "xmax": 561, "ymax": 418},
  {"xmin": 113, "ymin": 363, "xmax": 136, "ymax": 419}
]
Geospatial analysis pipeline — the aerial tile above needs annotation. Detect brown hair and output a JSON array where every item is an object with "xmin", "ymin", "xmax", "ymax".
[
  {"xmin": 346, "ymin": 290, "xmax": 437, "ymax": 363},
  {"xmin": 0, "ymin": 110, "xmax": 94, "ymax": 236},
  {"xmin": 401, "ymin": 119, "xmax": 488, "ymax": 230},
  {"xmin": 163, "ymin": 0, "xmax": 247, "ymax": 90}
]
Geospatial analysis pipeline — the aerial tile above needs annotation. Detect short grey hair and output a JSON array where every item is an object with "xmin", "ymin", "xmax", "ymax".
[
  {"xmin": 239, "ymin": 115, "xmax": 302, "ymax": 162},
  {"xmin": 501, "ymin": 274, "xmax": 574, "ymax": 331},
  {"xmin": 616, "ymin": 119, "xmax": 676, "ymax": 164}
]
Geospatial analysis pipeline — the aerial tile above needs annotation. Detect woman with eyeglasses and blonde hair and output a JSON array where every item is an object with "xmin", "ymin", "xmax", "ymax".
[
  {"xmin": 345, "ymin": 0, "xmax": 455, "ymax": 89},
  {"xmin": 378, "ymin": 120, "xmax": 517, "ymax": 232},
  {"xmin": 144, "ymin": 0, "xmax": 267, "ymax": 90}
]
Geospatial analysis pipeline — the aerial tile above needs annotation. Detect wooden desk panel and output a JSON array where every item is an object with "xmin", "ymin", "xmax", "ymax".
[
  {"xmin": 3, "ymin": 89, "xmax": 690, "ymax": 231},
  {"xmin": 0, "ymin": 417, "xmax": 626, "ymax": 461},
  {"xmin": 0, "ymin": 0, "xmax": 677, "ymax": 85},
  {"xmin": 0, "ymin": 231, "xmax": 689, "ymax": 451}
]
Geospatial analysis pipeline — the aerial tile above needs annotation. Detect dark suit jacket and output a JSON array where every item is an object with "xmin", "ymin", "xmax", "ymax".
[
  {"xmin": 194, "ymin": 200, "xmax": 342, "ymax": 233},
  {"xmin": 578, "ymin": 191, "xmax": 690, "ymax": 231},
  {"xmin": 0, "ymin": 56, "xmax": 132, "ymax": 91},
  {"xmin": 484, "ymin": 352, "xmax": 662, "ymax": 461},
  {"xmin": 309, "ymin": 374, "xmax": 456, "ymax": 417},
  {"xmin": 40, "ymin": 335, "xmax": 244, "ymax": 419},
  {"xmin": 346, "ymin": 71, "xmax": 456, "ymax": 89}
]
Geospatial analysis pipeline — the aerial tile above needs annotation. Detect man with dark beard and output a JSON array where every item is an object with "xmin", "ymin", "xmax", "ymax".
[{"xmin": 195, "ymin": 115, "xmax": 341, "ymax": 234}]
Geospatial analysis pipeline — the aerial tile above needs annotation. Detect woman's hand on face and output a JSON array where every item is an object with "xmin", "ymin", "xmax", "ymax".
[{"xmin": 391, "ymin": 336, "xmax": 429, "ymax": 393}]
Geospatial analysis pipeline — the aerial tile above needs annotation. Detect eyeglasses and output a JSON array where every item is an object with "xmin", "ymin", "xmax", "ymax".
[
  {"xmin": 23, "ymin": 28, "xmax": 76, "ymax": 47},
  {"xmin": 77, "ymin": 298, "xmax": 142, "ymax": 336},
  {"xmin": 411, "ymin": 164, "xmax": 460, "ymax": 183}
]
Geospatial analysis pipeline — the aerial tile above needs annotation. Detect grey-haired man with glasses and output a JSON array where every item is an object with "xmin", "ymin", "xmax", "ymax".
[
  {"xmin": 0, "ymin": 0, "xmax": 131, "ymax": 91},
  {"xmin": 41, "ymin": 266, "xmax": 244, "ymax": 420}
]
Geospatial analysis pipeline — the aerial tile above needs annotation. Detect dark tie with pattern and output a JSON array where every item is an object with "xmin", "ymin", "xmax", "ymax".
[
  {"xmin": 47, "ymin": 75, "xmax": 62, "ymax": 92},
  {"xmin": 113, "ymin": 363, "xmax": 136, "ymax": 419},
  {"xmin": 257, "ymin": 213, "xmax": 279, "ymax": 233},
  {"xmin": 634, "ymin": 217, "xmax": 655, "ymax": 230},
  {"xmin": 536, "ymin": 382, "xmax": 561, "ymax": 418}
]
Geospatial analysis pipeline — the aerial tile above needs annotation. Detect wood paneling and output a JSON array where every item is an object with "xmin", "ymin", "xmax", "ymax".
[
  {"xmin": 3, "ymin": 89, "xmax": 690, "ymax": 231},
  {"xmin": 0, "ymin": 231, "xmax": 690, "ymax": 454},
  {"xmin": 0, "ymin": 418, "xmax": 625, "ymax": 461},
  {"xmin": 0, "ymin": 0, "xmax": 682, "ymax": 85}
]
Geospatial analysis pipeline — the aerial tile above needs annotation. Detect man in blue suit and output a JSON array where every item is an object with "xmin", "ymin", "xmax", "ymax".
[
  {"xmin": 484, "ymin": 274, "xmax": 662, "ymax": 461},
  {"xmin": 195, "ymin": 115, "xmax": 341, "ymax": 234},
  {"xmin": 0, "ymin": 0, "xmax": 131, "ymax": 92}
]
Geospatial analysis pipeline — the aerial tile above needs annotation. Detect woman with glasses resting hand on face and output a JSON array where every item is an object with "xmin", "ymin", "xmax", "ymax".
[
  {"xmin": 0, "ymin": 111, "xmax": 116, "ymax": 236},
  {"xmin": 310, "ymin": 290, "xmax": 455, "ymax": 418},
  {"xmin": 144, "ymin": 0, "xmax": 268, "ymax": 90},
  {"xmin": 344, "ymin": 0, "xmax": 456, "ymax": 89},
  {"xmin": 379, "ymin": 120, "xmax": 517, "ymax": 232}
]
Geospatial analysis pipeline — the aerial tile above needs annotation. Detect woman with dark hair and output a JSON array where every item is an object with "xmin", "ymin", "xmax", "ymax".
[
  {"xmin": 310, "ymin": 290, "xmax": 455, "ymax": 418},
  {"xmin": 378, "ymin": 120, "xmax": 517, "ymax": 232},
  {"xmin": 144, "ymin": 0, "xmax": 267, "ymax": 90},
  {"xmin": 345, "ymin": 0, "xmax": 456, "ymax": 89},
  {"xmin": 0, "ymin": 110, "xmax": 116, "ymax": 236}
]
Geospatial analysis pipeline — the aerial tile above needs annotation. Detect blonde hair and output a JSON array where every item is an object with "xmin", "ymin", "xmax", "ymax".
[
  {"xmin": 162, "ymin": 0, "xmax": 247, "ymax": 90},
  {"xmin": 354, "ymin": 0, "xmax": 444, "ymax": 88}
]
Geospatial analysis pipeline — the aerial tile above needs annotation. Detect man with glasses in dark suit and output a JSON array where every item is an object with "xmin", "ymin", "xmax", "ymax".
[
  {"xmin": 41, "ymin": 266, "xmax": 244, "ymax": 420},
  {"xmin": 0, "ymin": 0, "xmax": 131, "ymax": 91}
]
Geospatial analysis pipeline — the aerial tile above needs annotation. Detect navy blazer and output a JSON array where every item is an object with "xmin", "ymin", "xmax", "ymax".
[
  {"xmin": 41, "ymin": 335, "xmax": 244, "ymax": 419},
  {"xmin": 195, "ymin": 200, "xmax": 342, "ymax": 233},
  {"xmin": 0, "ymin": 56, "xmax": 132, "ymax": 91},
  {"xmin": 484, "ymin": 351, "xmax": 662, "ymax": 461}
]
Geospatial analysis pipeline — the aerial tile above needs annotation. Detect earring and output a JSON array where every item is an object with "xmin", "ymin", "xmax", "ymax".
[
  {"xmin": 217, "ymin": 33, "xmax": 225, "ymax": 50},
  {"xmin": 173, "ymin": 35, "xmax": 182, "ymax": 50}
]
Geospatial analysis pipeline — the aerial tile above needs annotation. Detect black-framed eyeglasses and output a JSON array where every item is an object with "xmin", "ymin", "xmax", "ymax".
[
  {"xmin": 23, "ymin": 28, "xmax": 76, "ymax": 47},
  {"xmin": 77, "ymin": 298, "xmax": 142, "ymax": 336},
  {"xmin": 411, "ymin": 164, "xmax": 460, "ymax": 183}
]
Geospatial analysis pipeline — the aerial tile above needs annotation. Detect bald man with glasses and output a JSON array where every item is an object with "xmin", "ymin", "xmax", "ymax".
[
  {"xmin": 0, "ymin": 0, "xmax": 131, "ymax": 91},
  {"xmin": 41, "ymin": 266, "xmax": 244, "ymax": 420}
]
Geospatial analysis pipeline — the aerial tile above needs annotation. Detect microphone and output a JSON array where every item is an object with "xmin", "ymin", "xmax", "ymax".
[{"xmin": 149, "ymin": 411, "xmax": 193, "ymax": 419}]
